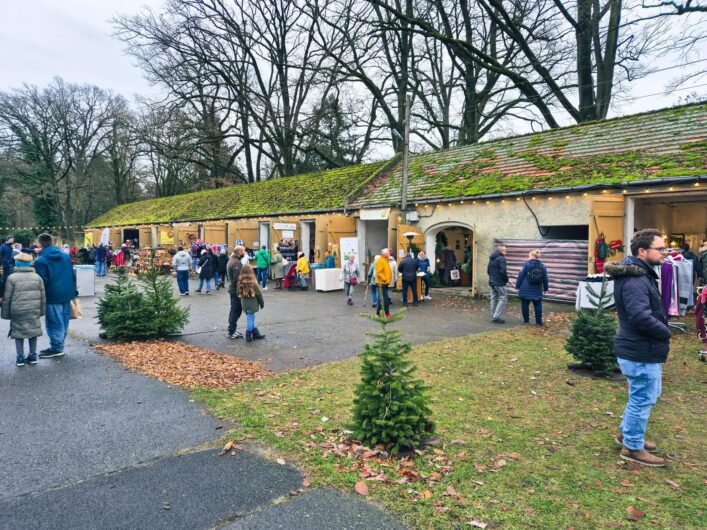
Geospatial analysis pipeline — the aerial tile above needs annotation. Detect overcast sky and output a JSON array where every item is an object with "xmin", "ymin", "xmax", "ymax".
[{"xmin": 0, "ymin": 0, "xmax": 705, "ymax": 128}]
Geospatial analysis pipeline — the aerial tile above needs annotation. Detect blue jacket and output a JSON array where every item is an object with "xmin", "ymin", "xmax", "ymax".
[
  {"xmin": 33, "ymin": 246, "xmax": 76, "ymax": 304},
  {"xmin": 417, "ymin": 257, "xmax": 430, "ymax": 275},
  {"xmin": 515, "ymin": 259, "xmax": 549, "ymax": 300},
  {"xmin": 0, "ymin": 242, "xmax": 14, "ymax": 274},
  {"xmin": 487, "ymin": 251, "xmax": 508, "ymax": 286},
  {"xmin": 96, "ymin": 245, "xmax": 107, "ymax": 261},
  {"xmin": 605, "ymin": 257, "xmax": 671, "ymax": 364}
]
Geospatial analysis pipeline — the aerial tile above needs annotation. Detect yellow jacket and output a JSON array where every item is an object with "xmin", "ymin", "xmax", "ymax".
[
  {"xmin": 374, "ymin": 256, "xmax": 392, "ymax": 286},
  {"xmin": 296, "ymin": 256, "xmax": 310, "ymax": 274}
]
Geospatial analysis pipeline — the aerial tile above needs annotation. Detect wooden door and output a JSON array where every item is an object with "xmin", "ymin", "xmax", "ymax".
[{"xmin": 588, "ymin": 196, "xmax": 625, "ymax": 274}]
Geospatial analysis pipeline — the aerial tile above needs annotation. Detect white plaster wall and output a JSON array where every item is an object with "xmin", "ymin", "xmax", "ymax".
[{"xmin": 414, "ymin": 196, "xmax": 592, "ymax": 292}]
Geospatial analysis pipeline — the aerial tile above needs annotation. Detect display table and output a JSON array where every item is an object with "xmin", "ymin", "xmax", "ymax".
[
  {"xmin": 405, "ymin": 274, "xmax": 425, "ymax": 303},
  {"xmin": 75, "ymin": 265, "xmax": 96, "ymax": 297},
  {"xmin": 314, "ymin": 268, "xmax": 343, "ymax": 291},
  {"xmin": 575, "ymin": 280, "xmax": 614, "ymax": 310}
]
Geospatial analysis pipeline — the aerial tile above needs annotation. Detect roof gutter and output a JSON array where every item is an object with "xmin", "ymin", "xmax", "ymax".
[{"xmin": 352, "ymin": 174, "xmax": 707, "ymax": 210}]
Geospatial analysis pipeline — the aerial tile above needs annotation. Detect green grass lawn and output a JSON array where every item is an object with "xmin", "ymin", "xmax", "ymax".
[{"xmin": 193, "ymin": 323, "xmax": 706, "ymax": 529}]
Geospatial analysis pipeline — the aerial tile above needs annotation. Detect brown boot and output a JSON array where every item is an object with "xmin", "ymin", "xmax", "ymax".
[
  {"xmin": 620, "ymin": 447, "xmax": 665, "ymax": 467},
  {"xmin": 615, "ymin": 434, "xmax": 657, "ymax": 453}
]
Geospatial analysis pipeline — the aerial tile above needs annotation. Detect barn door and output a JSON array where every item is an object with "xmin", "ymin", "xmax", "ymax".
[{"xmin": 588, "ymin": 196, "xmax": 625, "ymax": 274}]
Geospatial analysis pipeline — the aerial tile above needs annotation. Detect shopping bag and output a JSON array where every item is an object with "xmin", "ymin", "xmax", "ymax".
[
  {"xmin": 450, "ymin": 269, "xmax": 460, "ymax": 281},
  {"xmin": 70, "ymin": 298, "xmax": 83, "ymax": 320}
]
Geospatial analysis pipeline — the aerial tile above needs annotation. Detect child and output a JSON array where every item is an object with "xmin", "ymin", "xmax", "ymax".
[
  {"xmin": 238, "ymin": 264, "xmax": 265, "ymax": 342},
  {"xmin": 1, "ymin": 253, "xmax": 46, "ymax": 366}
]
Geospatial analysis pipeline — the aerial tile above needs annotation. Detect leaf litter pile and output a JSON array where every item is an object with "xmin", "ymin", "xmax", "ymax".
[{"xmin": 94, "ymin": 340, "xmax": 269, "ymax": 388}]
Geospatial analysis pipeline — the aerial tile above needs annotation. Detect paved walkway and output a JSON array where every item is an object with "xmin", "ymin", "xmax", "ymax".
[{"xmin": 1, "ymin": 273, "xmax": 570, "ymax": 528}]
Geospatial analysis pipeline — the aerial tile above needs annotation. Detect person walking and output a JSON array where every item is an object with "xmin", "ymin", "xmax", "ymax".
[
  {"xmin": 195, "ymin": 249, "xmax": 214, "ymax": 294},
  {"xmin": 95, "ymin": 243, "xmax": 107, "ymax": 277},
  {"xmin": 226, "ymin": 245, "xmax": 245, "ymax": 339},
  {"xmin": 340, "ymin": 254, "xmax": 361, "ymax": 305},
  {"xmin": 515, "ymin": 250, "xmax": 549, "ymax": 326},
  {"xmin": 367, "ymin": 255, "xmax": 380, "ymax": 308},
  {"xmin": 417, "ymin": 251, "xmax": 431, "ymax": 300},
  {"xmin": 217, "ymin": 248, "xmax": 229, "ymax": 290},
  {"xmin": 255, "ymin": 245, "xmax": 271, "ymax": 290},
  {"xmin": 0, "ymin": 235, "xmax": 16, "ymax": 278},
  {"xmin": 296, "ymin": 251, "xmax": 310, "ymax": 290},
  {"xmin": 387, "ymin": 249, "xmax": 398, "ymax": 306},
  {"xmin": 398, "ymin": 253, "xmax": 419, "ymax": 306},
  {"xmin": 172, "ymin": 246, "xmax": 192, "ymax": 295},
  {"xmin": 271, "ymin": 245, "xmax": 285, "ymax": 289},
  {"xmin": 487, "ymin": 243, "xmax": 509, "ymax": 323},
  {"xmin": 33, "ymin": 233, "xmax": 76, "ymax": 359},
  {"xmin": 375, "ymin": 248, "xmax": 392, "ymax": 318},
  {"xmin": 605, "ymin": 228, "xmax": 671, "ymax": 467},
  {"xmin": 699, "ymin": 239, "xmax": 707, "ymax": 284},
  {"xmin": 238, "ymin": 264, "xmax": 265, "ymax": 342},
  {"xmin": 1, "ymin": 253, "xmax": 45, "ymax": 366}
]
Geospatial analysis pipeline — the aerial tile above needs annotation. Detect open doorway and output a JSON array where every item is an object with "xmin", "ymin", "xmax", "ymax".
[
  {"xmin": 300, "ymin": 220, "xmax": 316, "ymax": 263},
  {"xmin": 122, "ymin": 228, "xmax": 139, "ymax": 248},
  {"xmin": 424, "ymin": 223, "xmax": 475, "ymax": 291}
]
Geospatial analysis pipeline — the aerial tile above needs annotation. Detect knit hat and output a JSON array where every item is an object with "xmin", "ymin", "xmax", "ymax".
[{"xmin": 14, "ymin": 252, "xmax": 33, "ymax": 263}]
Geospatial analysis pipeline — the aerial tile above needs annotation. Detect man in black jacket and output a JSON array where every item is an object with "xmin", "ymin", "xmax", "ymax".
[
  {"xmin": 0, "ymin": 235, "xmax": 15, "ymax": 277},
  {"xmin": 398, "ymin": 254, "xmax": 419, "ymax": 306},
  {"xmin": 487, "ymin": 243, "xmax": 509, "ymax": 323},
  {"xmin": 226, "ymin": 245, "xmax": 245, "ymax": 339},
  {"xmin": 605, "ymin": 228, "xmax": 671, "ymax": 467}
]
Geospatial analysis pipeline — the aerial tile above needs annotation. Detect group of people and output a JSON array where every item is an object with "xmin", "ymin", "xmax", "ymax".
[{"xmin": 0, "ymin": 234, "xmax": 77, "ymax": 366}]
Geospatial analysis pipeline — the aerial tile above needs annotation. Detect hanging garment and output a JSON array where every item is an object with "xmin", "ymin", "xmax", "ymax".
[
  {"xmin": 670, "ymin": 262, "xmax": 680, "ymax": 317},
  {"xmin": 695, "ymin": 288, "xmax": 707, "ymax": 346},
  {"xmin": 674, "ymin": 259, "xmax": 694, "ymax": 315},
  {"xmin": 660, "ymin": 261, "xmax": 673, "ymax": 316}
]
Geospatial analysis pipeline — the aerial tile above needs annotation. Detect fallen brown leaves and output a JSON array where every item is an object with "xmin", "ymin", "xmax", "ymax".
[{"xmin": 94, "ymin": 340, "xmax": 269, "ymax": 388}]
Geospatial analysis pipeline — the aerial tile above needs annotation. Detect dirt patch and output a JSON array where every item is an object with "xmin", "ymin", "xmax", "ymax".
[{"xmin": 94, "ymin": 340, "xmax": 269, "ymax": 388}]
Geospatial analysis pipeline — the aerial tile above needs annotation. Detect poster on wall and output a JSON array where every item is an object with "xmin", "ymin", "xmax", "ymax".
[
  {"xmin": 340, "ymin": 237, "xmax": 360, "ymax": 264},
  {"xmin": 282, "ymin": 230, "xmax": 294, "ymax": 238},
  {"xmin": 101, "ymin": 228, "xmax": 110, "ymax": 246},
  {"xmin": 84, "ymin": 231, "xmax": 94, "ymax": 247},
  {"xmin": 160, "ymin": 230, "xmax": 175, "ymax": 245}
]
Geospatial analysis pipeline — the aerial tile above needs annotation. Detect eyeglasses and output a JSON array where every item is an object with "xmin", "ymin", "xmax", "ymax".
[{"xmin": 648, "ymin": 246, "xmax": 668, "ymax": 253}]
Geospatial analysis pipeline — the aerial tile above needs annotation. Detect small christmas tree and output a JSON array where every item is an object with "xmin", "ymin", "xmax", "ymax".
[
  {"xmin": 565, "ymin": 277, "xmax": 617, "ymax": 377},
  {"xmin": 96, "ymin": 268, "xmax": 190, "ymax": 340},
  {"xmin": 351, "ymin": 309, "xmax": 434, "ymax": 454},
  {"xmin": 96, "ymin": 271, "xmax": 156, "ymax": 340},
  {"xmin": 139, "ymin": 267, "xmax": 190, "ymax": 337}
]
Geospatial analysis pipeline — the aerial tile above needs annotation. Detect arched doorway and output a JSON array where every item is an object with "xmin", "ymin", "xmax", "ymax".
[{"xmin": 424, "ymin": 222, "xmax": 475, "ymax": 294}]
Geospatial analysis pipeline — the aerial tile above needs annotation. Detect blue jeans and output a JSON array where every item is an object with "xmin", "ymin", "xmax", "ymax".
[
  {"xmin": 96, "ymin": 261, "xmax": 106, "ymax": 276},
  {"xmin": 213, "ymin": 271, "xmax": 220, "ymax": 287},
  {"xmin": 617, "ymin": 358, "xmax": 662, "ymax": 451},
  {"xmin": 257, "ymin": 268, "xmax": 268, "ymax": 288},
  {"xmin": 46, "ymin": 302, "xmax": 71, "ymax": 353},
  {"xmin": 176, "ymin": 270, "xmax": 189, "ymax": 294},
  {"xmin": 521, "ymin": 298, "xmax": 542, "ymax": 324},
  {"xmin": 246, "ymin": 312, "xmax": 256, "ymax": 332},
  {"xmin": 371, "ymin": 285, "xmax": 379, "ymax": 306},
  {"xmin": 192, "ymin": 257, "xmax": 199, "ymax": 270},
  {"xmin": 198, "ymin": 278, "xmax": 213, "ymax": 291}
]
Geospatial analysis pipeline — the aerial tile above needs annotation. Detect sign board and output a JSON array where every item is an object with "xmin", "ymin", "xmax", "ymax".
[
  {"xmin": 160, "ymin": 230, "xmax": 174, "ymax": 245},
  {"xmin": 84, "ymin": 231, "xmax": 94, "ymax": 247},
  {"xmin": 282, "ymin": 230, "xmax": 294, "ymax": 238},
  {"xmin": 340, "ymin": 237, "xmax": 360, "ymax": 264},
  {"xmin": 274, "ymin": 223, "xmax": 297, "ymax": 230},
  {"xmin": 360, "ymin": 208, "xmax": 390, "ymax": 221}
]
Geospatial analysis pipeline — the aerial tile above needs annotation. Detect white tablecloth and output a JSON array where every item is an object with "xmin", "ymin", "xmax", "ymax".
[
  {"xmin": 575, "ymin": 280, "xmax": 614, "ymax": 310},
  {"xmin": 314, "ymin": 268, "xmax": 343, "ymax": 291}
]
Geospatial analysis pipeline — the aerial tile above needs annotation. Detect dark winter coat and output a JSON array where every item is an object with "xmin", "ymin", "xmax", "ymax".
[
  {"xmin": 514, "ymin": 259, "xmax": 549, "ymax": 300},
  {"xmin": 217, "ymin": 253, "xmax": 229, "ymax": 275},
  {"xmin": 226, "ymin": 255, "xmax": 243, "ymax": 293},
  {"xmin": 0, "ymin": 242, "xmax": 14, "ymax": 275},
  {"xmin": 699, "ymin": 245, "xmax": 707, "ymax": 281},
  {"xmin": 198, "ymin": 253, "xmax": 214, "ymax": 279},
  {"xmin": 398, "ymin": 255, "xmax": 418, "ymax": 281},
  {"xmin": 487, "ymin": 251, "xmax": 508, "ymax": 287},
  {"xmin": 241, "ymin": 285, "xmax": 264, "ymax": 314},
  {"xmin": 1, "ymin": 267, "xmax": 46, "ymax": 339},
  {"xmin": 96, "ymin": 245, "xmax": 107, "ymax": 262},
  {"xmin": 682, "ymin": 250, "xmax": 700, "ymax": 281},
  {"xmin": 605, "ymin": 257, "xmax": 671, "ymax": 364},
  {"xmin": 33, "ymin": 246, "xmax": 76, "ymax": 304}
]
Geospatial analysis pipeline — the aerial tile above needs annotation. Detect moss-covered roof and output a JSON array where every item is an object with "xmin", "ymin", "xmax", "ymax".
[
  {"xmin": 350, "ymin": 102, "xmax": 707, "ymax": 207},
  {"xmin": 86, "ymin": 161, "xmax": 387, "ymax": 227}
]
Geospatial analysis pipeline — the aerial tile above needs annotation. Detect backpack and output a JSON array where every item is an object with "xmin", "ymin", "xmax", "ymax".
[{"xmin": 526, "ymin": 261, "xmax": 544, "ymax": 285}]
